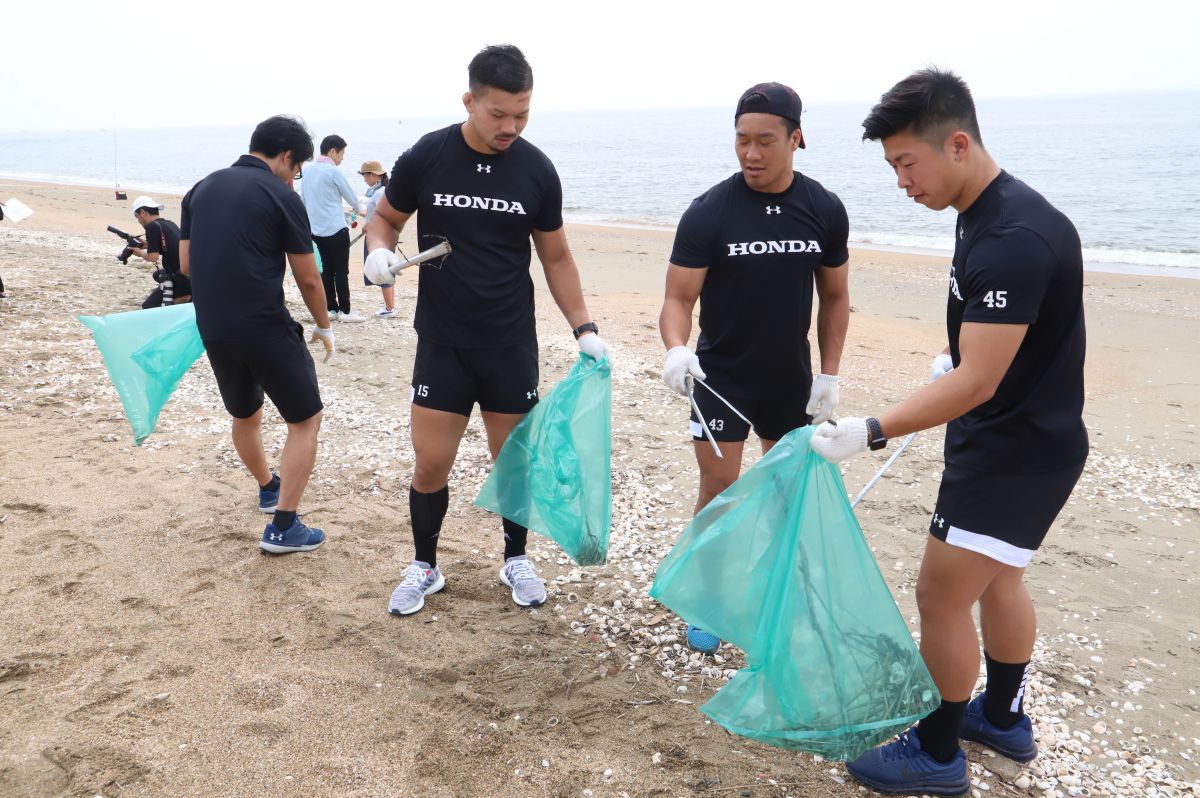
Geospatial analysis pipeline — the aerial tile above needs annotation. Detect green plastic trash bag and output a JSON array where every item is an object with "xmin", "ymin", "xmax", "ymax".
[
  {"xmin": 649, "ymin": 426, "xmax": 939, "ymax": 760},
  {"xmin": 475, "ymin": 354, "xmax": 612, "ymax": 565},
  {"xmin": 313, "ymin": 242, "xmax": 323, "ymax": 274},
  {"xmin": 78, "ymin": 304, "xmax": 205, "ymax": 446}
]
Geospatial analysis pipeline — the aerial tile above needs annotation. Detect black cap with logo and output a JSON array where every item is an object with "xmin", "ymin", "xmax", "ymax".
[{"xmin": 735, "ymin": 82, "xmax": 806, "ymax": 148}]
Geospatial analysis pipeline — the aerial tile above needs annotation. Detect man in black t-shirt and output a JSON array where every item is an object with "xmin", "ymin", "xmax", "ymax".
[
  {"xmin": 658, "ymin": 82, "xmax": 850, "ymax": 655},
  {"xmin": 127, "ymin": 195, "xmax": 190, "ymax": 308},
  {"xmin": 812, "ymin": 69, "xmax": 1088, "ymax": 795},
  {"xmin": 364, "ymin": 45, "xmax": 612, "ymax": 617},
  {"xmin": 181, "ymin": 115, "xmax": 336, "ymax": 556}
]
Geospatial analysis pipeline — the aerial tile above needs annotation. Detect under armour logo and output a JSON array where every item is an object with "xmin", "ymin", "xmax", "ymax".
[
  {"xmin": 932, "ymin": 513, "xmax": 946, "ymax": 529},
  {"xmin": 959, "ymin": 226, "xmax": 964, "ymax": 240},
  {"xmin": 269, "ymin": 533, "xmax": 283, "ymax": 541},
  {"xmin": 765, "ymin": 205, "xmax": 781, "ymax": 215},
  {"xmin": 526, "ymin": 390, "xmax": 537, "ymax": 400},
  {"xmin": 477, "ymin": 164, "xmax": 491, "ymax": 173}
]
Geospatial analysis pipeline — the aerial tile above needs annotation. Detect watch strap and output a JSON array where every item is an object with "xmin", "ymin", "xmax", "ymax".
[
  {"xmin": 866, "ymin": 417, "xmax": 888, "ymax": 451},
  {"xmin": 572, "ymin": 321, "xmax": 598, "ymax": 340}
]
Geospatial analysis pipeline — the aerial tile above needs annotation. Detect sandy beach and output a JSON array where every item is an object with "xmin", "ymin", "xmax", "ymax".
[{"xmin": 1, "ymin": 178, "xmax": 1197, "ymax": 798}]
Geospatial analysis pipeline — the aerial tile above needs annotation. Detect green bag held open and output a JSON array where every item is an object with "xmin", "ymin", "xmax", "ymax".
[
  {"xmin": 650, "ymin": 426, "xmax": 939, "ymax": 760},
  {"xmin": 78, "ymin": 303, "xmax": 206, "ymax": 446},
  {"xmin": 475, "ymin": 354, "xmax": 612, "ymax": 566}
]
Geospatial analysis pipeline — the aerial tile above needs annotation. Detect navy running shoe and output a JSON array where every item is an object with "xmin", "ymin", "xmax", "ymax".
[
  {"xmin": 960, "ymin": 694, "xmax": 1038, "ymax": 762},
  {"xmin": 258, "ymin": 474, "xmax": 280, "ymax": 514},
  {"xmin": 260, "ymin": 518, "xmax": 325, "ymax": 554},
  {"xmin": 846, "ymin": 728, "xmax": 969, "ymax": 796},
  {"xmin": 685, "ymin": 624, "xmax": 721, "ymax": 654}
]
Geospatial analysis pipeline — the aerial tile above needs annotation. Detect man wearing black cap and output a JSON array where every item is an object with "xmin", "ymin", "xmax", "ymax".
[{"xmin": 658, "ymin": 82, "xmax": 850, "ymax": 654}]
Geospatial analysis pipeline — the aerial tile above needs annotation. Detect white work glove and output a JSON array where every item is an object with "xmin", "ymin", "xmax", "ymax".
[
  {"xmin": 309, "ymin": 325, "xmax": 336, "ymax": 364},
  {"xmin": 810, "ymin": 417, "xmax": 869, "ymax": 464},
  {"xmin": 578, "ymin": 332, "xmax": 612, "ymax": 362},
  {"xmin": 930, "ymin": 352, "xmax": 954, "ymax": 383},
  {"xmin": 661, "ymin": 346, "xmax": 706, "ymax": 396},
  {"xmin": 805, "ymin": 374, "xmax": 840, "ymax": 425},
  {"xmin": 364, "ymin": 248, "xmax": 402, "ymax": 286}
]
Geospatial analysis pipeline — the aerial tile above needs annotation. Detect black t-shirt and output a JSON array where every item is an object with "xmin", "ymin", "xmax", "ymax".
[
  {"xmin": 670, "ymin": 171, "xmax": 849, "ymax": 399},
  {"xmin": 384, "ymin": 124, "xmax": 563, "ymax": 348},
  {"xmin": 946, "ymin": 171, "xmax": 1088, "ymax": 473},
  {"xmin": 181, "ymin": 155, "xmax": 313, "ymax": 342},
  {"xmin": 144, "ymin": 218, "xmax": 181, "ymax": 274}
]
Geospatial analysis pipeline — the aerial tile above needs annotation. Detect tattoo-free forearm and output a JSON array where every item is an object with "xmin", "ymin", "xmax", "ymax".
[
  {"xmin": 659, "ymin": 297, "xmax": 694, "ymax": 350},
  {"xmin": 543, "ymin": 256, "xmax": 593, "ymax": 330},
  {"xmin": 815, "ymin": 298, "xmax": 848, "ymax": 375}
]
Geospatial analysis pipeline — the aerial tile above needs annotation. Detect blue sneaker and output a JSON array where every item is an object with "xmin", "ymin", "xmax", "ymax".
[
  {"xmin": 260, "ymin": 518, "xmax": 325, "ymax": 554},
  {"xmin": 846, "ymin": 728, "xmax": 969, "ymax": 796},
  {"xmin": 258, "ymin": 474, "xmax": 280, "ymax": 514},
  {"xmin": 686, "ymin": 624, "xmax": 721, "ymax": 654},
  {"xmin": 960, "ymin": 694, "xmax": 1038, "ymax": 762}
]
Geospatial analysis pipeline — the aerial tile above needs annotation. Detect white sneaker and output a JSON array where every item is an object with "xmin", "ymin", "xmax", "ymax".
[
  {"xmin": 388, "ymin": 561, "xmax": 445, "ymax": 616},
  {"xmin": 499, "ymin": 555, "xmax": 546, "ymax": 607},
  {"xmin": 327, "ymin": 310, "xmax": 340, "ymax": 321},
  {"xmin": 376, "ymin": 307, "xmax": 398, "ymax": 318},
  {"xmin": 338, "ymin": 311, "xmax": 366, "ymax": 323}
]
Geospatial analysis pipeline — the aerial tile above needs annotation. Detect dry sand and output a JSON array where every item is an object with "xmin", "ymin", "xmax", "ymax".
[{"xmin": 0, "ymin": 179, "xmax": 1197, "ymax": 798}]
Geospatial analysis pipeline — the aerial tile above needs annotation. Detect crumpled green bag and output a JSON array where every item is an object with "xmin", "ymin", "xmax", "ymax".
[
  {"xmin": 78, "ymin": 304, "xmax": 205, "ymax": 445},
  {"xmin": 475, "ymin": 354, "xmax": 612, "ymax": 565},
  {"xmin": 650, "ymin": 426, "xmax": 939, "ymax": 760}
]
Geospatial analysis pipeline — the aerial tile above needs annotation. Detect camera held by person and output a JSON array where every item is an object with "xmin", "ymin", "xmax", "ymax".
[
  {"xmin": 107, "ymin": 225, "xmax": 146, "ymax": 264},
  {"xmin": 123, "ymin": 196, "xmax": 190, "ymax": 308}
]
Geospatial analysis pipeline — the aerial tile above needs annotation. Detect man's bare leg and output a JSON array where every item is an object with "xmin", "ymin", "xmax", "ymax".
[
  {"xmin": 231, "ymin": 407, "xmax": 271, "ymax": 486},
  {"xmin": 277, "ymin": 410, "xmax": 322, "ymax": 512}
]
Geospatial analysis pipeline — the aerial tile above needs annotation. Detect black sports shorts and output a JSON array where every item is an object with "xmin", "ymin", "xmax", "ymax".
[
  {"xmin": 411, "ymin": 337, "xmax": 539, "ymax": 417},
  {"xmin": 929, "ymin": 460, "xmax": 1086, "ymax": 567},
  {"xmin": 204, "ymin": 324, "xmax": 323, "ymax": 423},
  {"xmin": 688, "ymin": 379, "xmax": 811, "ymax": 442}
]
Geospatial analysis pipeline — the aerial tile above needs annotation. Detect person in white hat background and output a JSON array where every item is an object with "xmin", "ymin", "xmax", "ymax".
[
  {"xmin": 128, "ymin": 195, "xmax": 190, "ymax": 308},
  {"xmin": 357, "ymin": 160, "xmax": 397, "ymax": 318}
]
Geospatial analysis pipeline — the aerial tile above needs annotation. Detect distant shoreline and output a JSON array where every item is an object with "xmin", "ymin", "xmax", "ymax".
[{"xmin": 4, "ymin": 173, "xmax": 1196, "ymax": 281}]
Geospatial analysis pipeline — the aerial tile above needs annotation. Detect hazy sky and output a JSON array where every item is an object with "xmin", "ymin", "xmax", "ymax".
[{"xmin": 4, "ymin": 0, "xmax": 1196, "ymax": 132}]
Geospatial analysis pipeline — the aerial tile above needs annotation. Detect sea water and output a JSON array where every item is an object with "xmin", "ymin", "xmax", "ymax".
[{"xmin": 1, "ymin": 91, "xmax": 1196, "ymax": 277}]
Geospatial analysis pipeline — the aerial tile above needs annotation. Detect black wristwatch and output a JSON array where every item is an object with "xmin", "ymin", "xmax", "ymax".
[
  {"xmin": 572, "ymin": 321, "xmax": 599, "ymax": 340},
  {"xmin": 866, "ymin": 417, "xmax": 888, "ymax": 451}
]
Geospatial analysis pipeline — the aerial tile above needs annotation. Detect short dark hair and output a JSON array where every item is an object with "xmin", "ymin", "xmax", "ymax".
[
  {"xmin": 138, "ymin": 207, "xmax": 160, "ymax": 217},
  {"xmin": 249, "ymin": 115, "xmax": 315, "ymax": 166},
  {"xmin": 861, "ymin": 68, "xmax": 983, "ymax": 146},
  {"xmin": 320, "ymin": 134, "xmax": 347, "ymax": 155},
  {"xmin": 377, "ymin": 172, "xmax": 389, "ymax": 187},
  {"xmin": 468, "ymin": 44, "xmax": 533, "ymax": 95}
]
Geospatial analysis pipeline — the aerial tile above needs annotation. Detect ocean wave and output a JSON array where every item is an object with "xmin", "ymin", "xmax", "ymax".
[{"xmin": 0, "ymin": 171, "xmax": 192, "ymax": 198}]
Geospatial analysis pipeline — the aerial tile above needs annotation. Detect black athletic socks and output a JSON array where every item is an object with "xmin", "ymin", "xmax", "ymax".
[
  {"xmin": 272, "ymin": 509, "xmax": 297, "ymax": 531},
  {"xmin": 982, "ymin": 651, "xmax": 1031, "ymax": 729},
  {"xmin": 410, "ymin": 485, "xmax": 449, "ymax": 567},
  {"xmin": 916, "ymin": 699, "xmax": 968, "ymax": 763},
  {"xmin": 502, "ymin": 518, "xmax": 528, "ymax": 560},
  {"xmin": 261, "ymin": 474, "xmax": 281, "ymax": 493}
]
